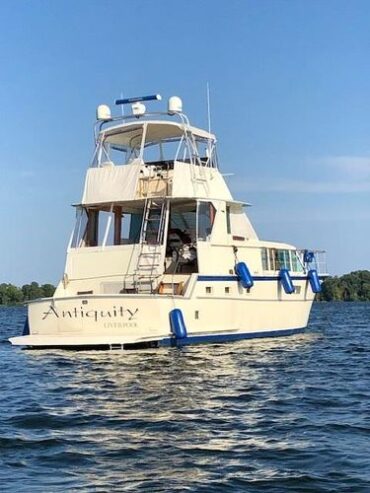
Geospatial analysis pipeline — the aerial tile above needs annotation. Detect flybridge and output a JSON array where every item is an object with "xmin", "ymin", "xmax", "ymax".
[{"xmin": 92, "ymin": 94, "xmax": 218, "ymax": 170}]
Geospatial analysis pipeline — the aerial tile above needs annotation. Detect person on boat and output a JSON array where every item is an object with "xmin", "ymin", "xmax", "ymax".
[{"xmin": 167, "ymin": 228, "xmax": 196, "ymax": 270}]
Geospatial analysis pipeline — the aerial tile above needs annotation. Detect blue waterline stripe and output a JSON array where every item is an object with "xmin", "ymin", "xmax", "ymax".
[
  {"xmin": 197, "ymin": 275, "xmax": 324, "ymax": 282},
  {"xmin": 160, "ymin": 327, "xmax": 305, "ymax": 347},
  {"xmin": 198, "ymin": 275, "xmax": 239, "ymax": 281}
]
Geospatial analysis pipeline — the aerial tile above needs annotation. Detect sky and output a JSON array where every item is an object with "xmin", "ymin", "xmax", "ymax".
[{"xmin": 1, "ymin": 0, "xmax": 370, "ymax": 284}]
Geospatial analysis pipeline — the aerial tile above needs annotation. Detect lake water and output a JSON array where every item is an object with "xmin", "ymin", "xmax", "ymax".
[{"xmin": 0, "ymin": 303, "xmax": 369, "ymax": 492}]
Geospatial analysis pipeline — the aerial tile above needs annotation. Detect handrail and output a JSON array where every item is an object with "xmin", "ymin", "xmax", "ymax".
[{"xmin": 94, "ymin": 111, "xmax": 194, "ymax": 142}]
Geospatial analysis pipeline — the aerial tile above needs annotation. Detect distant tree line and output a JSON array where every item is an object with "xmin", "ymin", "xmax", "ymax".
[
  {"xmin": 0, "ymin": 282, "xmax": 55, "ymax": 305},
  {"xmin": 317, "ymin": 270, "xmax": 370, "ymax": 301},
  {"xmin": 1, "ymin": 272, "xmax": 369, "ymax": 305}
]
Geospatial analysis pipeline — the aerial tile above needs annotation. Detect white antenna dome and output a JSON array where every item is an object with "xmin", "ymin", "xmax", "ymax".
[
  {"xmin": 96, "ymin": 104, "xmax": 112, "ymax": 121},
  {"xmin": 168, "ymin": 96, "xmax": 183, "ymax": 114},
  {"xmin": 132, "ymin": 102, "xmax": 146, "ymax": 117}
]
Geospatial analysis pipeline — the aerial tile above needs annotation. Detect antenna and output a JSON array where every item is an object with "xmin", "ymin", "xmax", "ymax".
[
  {"xmin": 206, "ymin": 82, "xmax": 211, "ymax": 134},
  {"xmin": 115, "ymin": 94, "xmax": 162, "ymax": 105},
  {"xmin": 120, "ymin": 91, "xmax": 124, "ymax": 117}
]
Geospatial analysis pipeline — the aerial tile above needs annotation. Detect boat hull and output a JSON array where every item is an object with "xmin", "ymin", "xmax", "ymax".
[{"xmin": 9, "ymin": 285, "xmax": 314, "ymax": 349}]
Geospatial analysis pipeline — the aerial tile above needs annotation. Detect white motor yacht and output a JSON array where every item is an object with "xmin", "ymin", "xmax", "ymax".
[{"xmin": 10, "ymin": 94, "xmax": 327, "ymax": 349}]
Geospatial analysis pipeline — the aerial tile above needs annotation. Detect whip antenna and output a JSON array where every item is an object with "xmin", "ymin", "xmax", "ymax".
[{"xmin": 206, "ymin": 82, "xmax": 212, "ymax": 134}]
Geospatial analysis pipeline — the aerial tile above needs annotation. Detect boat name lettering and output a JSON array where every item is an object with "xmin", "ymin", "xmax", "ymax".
[
  {"xmin": 42, "ymin": 305, "xmax": 139, "ymax": 322},
  {"xmin": 103, "ymin": 322, "xmax": 138, "ymax": 329}
]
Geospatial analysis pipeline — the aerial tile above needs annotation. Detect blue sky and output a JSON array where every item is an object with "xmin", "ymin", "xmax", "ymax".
[{"xmin": 1, "ymin": 0, "xmax": 369, "ymax": 284}]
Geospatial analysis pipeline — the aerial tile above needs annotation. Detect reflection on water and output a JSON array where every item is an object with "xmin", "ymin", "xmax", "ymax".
[{"xmin": 0, "ymin": 304, "xmax": 370, "ymax": 492}]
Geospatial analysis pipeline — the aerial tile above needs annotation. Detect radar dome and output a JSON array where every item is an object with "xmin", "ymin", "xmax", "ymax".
[
  {"xmin": 168, "ymin": 96, "xmax": 183, "ymax": 114},
  {"xmin": 96, "ymin": 104, "xmax": 112, "ymax": 121}
]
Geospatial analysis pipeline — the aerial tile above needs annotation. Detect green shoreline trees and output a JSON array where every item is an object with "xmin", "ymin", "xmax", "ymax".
[
  {"xmin": 0, "ymin": 282, "xmax": 55, "ymax": 305},
  {"xmin": 0, "ymin": 271, "xmax": 369, "ymax": 305},
  {"xmin": 317, "ymin": 270, "xmax": 370, "ymax": 301}
]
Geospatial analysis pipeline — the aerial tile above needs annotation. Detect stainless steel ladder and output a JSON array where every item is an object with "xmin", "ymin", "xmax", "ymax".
[{"xmin": 134, "ymin": 199, "xmax": 168, "ymax": 294}]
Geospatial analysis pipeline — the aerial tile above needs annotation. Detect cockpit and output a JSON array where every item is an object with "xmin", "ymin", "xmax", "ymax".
[{"xmin": 70, "ymin": 198, "xmax": 217, "ymax": 276}]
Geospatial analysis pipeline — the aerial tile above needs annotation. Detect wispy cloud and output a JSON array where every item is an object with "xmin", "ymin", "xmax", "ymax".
[
  {"xmin": 321, "ymin": 156, "xmax": 370, "ymax": 180},
  {"xmin": 231, "ymin": 155, "xmax": 370, "ymax": 193},
  {"xmin": 237, "ymin": 178, "xmax": 370, "ymax": 193}
]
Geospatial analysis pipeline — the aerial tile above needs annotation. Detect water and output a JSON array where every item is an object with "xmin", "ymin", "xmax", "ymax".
[{"xmin": 1, "ymin": 303, "xmax": 369, "ymax": 492}]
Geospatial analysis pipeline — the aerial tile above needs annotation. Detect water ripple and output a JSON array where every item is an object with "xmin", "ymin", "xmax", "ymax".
[{"xmin": 0, "ymin": 303, "xmax": 370, "ymax": 492}]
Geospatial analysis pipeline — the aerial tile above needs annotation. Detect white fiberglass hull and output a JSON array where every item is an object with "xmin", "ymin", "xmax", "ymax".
[{"xmin": 9, "ymin": 277, "xmax": 315, "ymax": 349}]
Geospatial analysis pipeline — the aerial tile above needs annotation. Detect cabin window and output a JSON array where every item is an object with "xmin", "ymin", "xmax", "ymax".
[
  {"xmin": 70, "ymin": 208, "xmax": 102, "ymax": 248},
  {"xmin": 268, "ymin": 249, "xmax": 275, "ymax": 270},
  {"xmin": 124, "ymin": 213, "xmax": 142, "ymax": 244},
  {"xmin": 197, "ymin": 202, "xmax": 216, "ymax": 241},
  {"xmin": 141, "ymin": 135, "xmax": 216, "ymax": 166},
  {"xmin": 104, "ymin": 143, "xmax": 129, "ymax": 166},
  {"xmin": 143, "ymin": 139, "xmax": 181, "ymax": 164},
  {"xmin": 92, "ymin": 134, "xmax": 142, "ymax": 167},
  {"xmin": 277, "ymin": 249, "xmax": 291, "ymax": 270},
  {"xmin": 261, "ymin": 248, "xmax": 296, "ymax": 271},
  {"xmin": 71, "ymin": 209, "xmax": 98, "ymax": 247},
  {"xmin": 290, "ymin": 251, "xmax": 304, "ymax": 272},
  {"xmin": 71, "ymin": 206, "xmax": 143, "ymax": 248},
  {"xmin": 206, "ymin": 286, "xmax": 212, "ymax": 294},
  {"xmin": 226, "ymin": 206, "xmax": 231, "ymax": 234},
  {"xmin": 71, "ymin": 208, "xmax": 90, "ymax": 248},
  {"xmin": 261, "ymin": 248, "xmax": 268, "ymax": 270},
  {"xmin": 108, "ymin": 208, "xmax": 144, "ymax": 246}
]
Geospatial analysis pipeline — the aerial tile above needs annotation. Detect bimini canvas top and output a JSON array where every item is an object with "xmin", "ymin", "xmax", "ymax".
[{"xmin": 100, "ymin": 120, "xmax": 216, "ymax": 148}]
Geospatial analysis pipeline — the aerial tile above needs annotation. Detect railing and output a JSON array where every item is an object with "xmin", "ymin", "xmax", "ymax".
[{"xmin": 298, "ymin": 249, "xmax": 328, "ymax": 276}]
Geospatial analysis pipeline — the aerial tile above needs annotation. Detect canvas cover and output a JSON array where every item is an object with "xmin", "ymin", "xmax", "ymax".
[
  {"xmin": 81, "ymin": 163, "xmax": 140, "ymax": 205},
  {"xmin": 172, "ymin": 162, "xmax": 233, "ymax": 200}
]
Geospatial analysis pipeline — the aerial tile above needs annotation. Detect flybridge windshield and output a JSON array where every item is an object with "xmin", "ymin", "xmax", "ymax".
[{"xmin": 92, "ymin": 122, "xmax": 218, "ymax": 168}]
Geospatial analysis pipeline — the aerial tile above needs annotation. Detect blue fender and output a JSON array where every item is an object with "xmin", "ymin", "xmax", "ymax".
[
  {"xmin": 235, "ymin": 262, "xmax": 254, "ymax": 289},
  {"xmin": 279, "ymin": 268, "xmax": 295, "ymax": 294},
  {"xmin": 169, "ymin": 309, "xmax": 187, "ymax": 339},
  {"xmin": 308, "ymin": 269, "xmax": 321, "ymax": 293}
]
